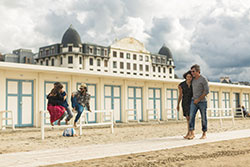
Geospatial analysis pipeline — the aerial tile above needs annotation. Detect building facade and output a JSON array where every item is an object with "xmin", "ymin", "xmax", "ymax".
[
  {"xmin": 2, "ymin": 49, "xmax": 35, "ymax": 64},
  {"xmin": 36, "ymin": 25, "xmax": 175, "ymax": 79},
  {"xmin": 0, "ymin": 62, "xmax": 250, "ymax": 127}
]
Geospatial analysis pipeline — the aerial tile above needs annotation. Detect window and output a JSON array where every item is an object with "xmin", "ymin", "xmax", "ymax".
[
  {"xmin": 60, "ymin": 57, "xmax": 63, "ymax": 65},
  {"xmin": 133, "ymin": 63, "xmax": 137, "ymax": 70},
  {"xmin": 120, "ymin": 52, "xmax": 124, "ymax": 58},
  {"xmin": 113, "ymin": 51, "xmax": 117, "ymax": 57},
  {"xmin": 167, "ymin": 89, "xmax": 178, "ymax": 118},
  {"xmin": 139, "ymin": 55, "xmax": 143, "ymax": 61},
  {"xmin": 152, "ymin": 57, "xmax": 156, "ymax": 63},
  {"xmin": 79, "ymin": 47, "xmax": 82, "ymax": 52},
  {"xmin": 126, "ymin": 53, "xmax": 130, "ymax": 59},
  {"xmin": 69, "ymin": 46, "xmax": 72, "ymax": 52},
  {"xmin": 223, "ymin": 92, "xmax": 230, "ymax": 116},
  {"xmin": 211, "ymin": 91, "xmax": 219, "ymax": 116},
  {"xmin": 68, "ymin": 56, "xmax": 73, "ymax": 64},
  {"xmin": 104, "ymin": 60, "xmax": 108, "ymax": 67},
  {"xmin": 24, "ymin": 57, "xmax": 27, "ymax": 63},
  {"xmin": 169, "ymin": 60, "xmax": 172, "ymax": 65},
  {"xmin": 243, "ymin": 93, "xmax": 249, "ymax": 111},
  {"xmin": 97, "ymin": 59, "xmax": 101, "ymax": 66},
  {"xmin": 146, "ymin": 65, "xmax": 149, "ymax": 72},
  {"xmin": 97, "ymin": 49, "xmax": 100, "ymax": 55},
  {"xmin": 113, "ymin": 61, "xmax": 117, "ymax": 68},
  {"xmin": 120, "ymin": 62, "xmax": 124, "ymax": 69},
  {"xmin": 89, "ymin": 58, "xmax": 93, "ymax": 65},
  {"xmin": 79, "ymin": 57, "xmax": 82, "ymax": 64},
  {"xmin": 104, "ymin": 50, "xmax": 107, "ymax": 56},
  {"xmin": 51, "ymin": 48, "xmax": 55, "ymax": 54},
  {"xmin": 163, "ymin": 67, "xmax": 166, "ymax": 73},
  {"xmin": 157, "ymin": 57, "xmax": 160, "ymax": 63},
  {"xmin": 133, "ymin": 54, "xmax": 137, "ymax": 60},
  {"xmin": 169, "ymin": 68, "xmax": 172, "ymax": 74},
  {"xmin": 162, "ymin": 58, "xmax": 165, "ymax": 64},
  {"xmin": 46, "ymin": 50, "xmax": 49, "ymax": 56},
  {"xmin": 51, "ymin": 59, "xmax": 54, "ymax": 66},
  {"xmin": 40, "ymin": 61, "xmax": 43, "ymax": 65},
  {"xmin": 127, "ymin": 63, "xmax": 130, "ymax": 70},
  {"xmin": 153, "ymin": 66, "xmax": 155, "ymax": 72},
  {"xmin": 145, "ymin": 56, "xmax": 149, "ymax": 62},
  {"xmin": 140, "ymin": 64, "xmax": 143, "ymax": 71},
  {"xmin": 46, "ymin": 60, "xmax": 49, "ymax": 66},
  {"xmin": 89, "ymin": 48, "xmax": 93, "ymax": 54},
  {"xmin": 158, "ymin": 67, "xmax": 161, "ymax": 72}
]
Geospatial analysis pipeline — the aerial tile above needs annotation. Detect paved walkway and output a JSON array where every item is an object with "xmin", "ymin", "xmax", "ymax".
[{"xmin": 1, "ymin": 129, "xmax": 250, "ymax": 167}]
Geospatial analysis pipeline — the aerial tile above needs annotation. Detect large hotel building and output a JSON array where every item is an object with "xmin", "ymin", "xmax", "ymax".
[{"xmin": 36, "ymin": 25, "xmax": 175, "ymax": 79}]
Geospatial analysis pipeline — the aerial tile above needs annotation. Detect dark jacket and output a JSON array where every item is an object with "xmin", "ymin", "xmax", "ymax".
[{"xmin": 47, "ymin": 93, "xmax": 64, "ymax": 106}]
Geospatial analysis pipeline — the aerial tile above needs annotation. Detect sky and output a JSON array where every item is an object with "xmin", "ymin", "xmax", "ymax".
[{"xmin": 0, "ymin": 0, "xmax": 250, "ymax": 82}]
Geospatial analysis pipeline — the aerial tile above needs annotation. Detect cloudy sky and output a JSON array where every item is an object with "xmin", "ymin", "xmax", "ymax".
[{"xmin": 0, "ymin": 0, "xmax": 250, "ymax": 82}]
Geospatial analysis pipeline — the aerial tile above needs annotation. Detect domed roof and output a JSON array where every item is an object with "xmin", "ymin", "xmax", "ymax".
[
  {"xmin": 61, "ymin": 25, "xmax": 82, "ymax": 47},
  {"xmin": 158, "ymin": 44, "xmax": 173, "ymax": 59}
]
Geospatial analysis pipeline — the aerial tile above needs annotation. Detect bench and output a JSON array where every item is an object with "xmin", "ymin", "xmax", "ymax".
[
  {"xmin": 125, "ymin": 109, "xmax": 140, "ymax": 123},
  {"xmin": 0, "ymin": 110, "xmax": 15, "ymax": 130},
  {"xmin": 40, "ymin": 110, "xmax": 114, "ymax": 140},
  {"xmin": 146, "ymin": 109, "xmax": 160, "ymax": 122},
  {"xmin": 165, "ymin": 108, "xmax": 179, "ymax": 121},
  {"xmin": 233, "ymin": 107, "xmax": 245, "ymax": 118},
  {"xmin": 206, "ymin": 108, "xmax": 235, "ymax": 127}
]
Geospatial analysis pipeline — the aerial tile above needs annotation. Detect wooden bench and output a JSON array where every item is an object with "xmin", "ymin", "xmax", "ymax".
[
  {"xmin": 40, "ymin": 110, "xmax": 114, "ymax": 140},
  {"xmin": 146, "ymin": 109, "xmax": 160, "ymax": 122},
  {"xmin": 165, "ymin": 108, "xmax": 179, "ymax": 121},
  {"xmin": 0, "ymin": 110, "xmax": 15, "ymax": 130},
  {"xmin": 207, "ymin": 108, "xmax": 235, "ymax": 127},
  {"xmin": 125, "ymin": 109, "xmax": 140, "ymax": 123},
  {"xmin": 233, "ymin": 107, "xmax": 245, "ymax": 118}
]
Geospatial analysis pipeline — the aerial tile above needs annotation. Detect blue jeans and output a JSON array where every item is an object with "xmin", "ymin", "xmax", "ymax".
[
  {"xmin": 189, "ymin": 100, "xmax": 207, "ymax": 132},
  {"xmin": 71, "ymin": 96, "xmax": 84, "ymax": 123}
]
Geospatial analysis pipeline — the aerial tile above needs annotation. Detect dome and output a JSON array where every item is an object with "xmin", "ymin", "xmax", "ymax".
[
  {"xmin": 61, "ymin": 25, "xmax": 82, "ymax": 47},
  {"xmin": 158, "ymin": 44, "xmax": 173, "ymax": 60}
]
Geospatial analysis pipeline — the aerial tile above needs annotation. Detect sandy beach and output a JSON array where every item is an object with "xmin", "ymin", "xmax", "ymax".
[{"xmin": 1, "ymin": 119, "xmax": 250, "ymax": 166}]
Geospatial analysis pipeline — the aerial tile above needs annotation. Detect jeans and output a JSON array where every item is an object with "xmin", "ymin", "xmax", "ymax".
[
  {"xmin": 189, "ymin": 100, "xmax": 207, "ymax": 132},
  {"xmin": 71, "ymin": 96, "xmax": 84, "ymax": 123},
  {"xmin": 59, "ymin": 107, "xmax": 73, "ymax": 121},
  {"xmin": 65, "ymin": 107, "xmax": 73, "ymax": 121}
]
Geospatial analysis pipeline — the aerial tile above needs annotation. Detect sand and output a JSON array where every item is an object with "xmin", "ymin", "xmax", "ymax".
[{"xmin": 1, "ymin": 119, "xmax": 250, "ymax": 166}]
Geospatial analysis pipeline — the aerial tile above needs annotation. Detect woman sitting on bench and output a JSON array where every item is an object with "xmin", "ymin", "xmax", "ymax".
[{"xmin": 47, "ymin": 83, "xmax": 66, "ymax": 126}]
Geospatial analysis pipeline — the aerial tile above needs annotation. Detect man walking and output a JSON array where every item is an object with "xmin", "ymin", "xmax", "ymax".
[{"xmin": 188, "ymin": 64, "xmax": 209, "ymax": 139}]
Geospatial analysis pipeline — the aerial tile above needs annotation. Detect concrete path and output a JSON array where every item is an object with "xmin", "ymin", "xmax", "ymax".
[{"xmin": 1, "ymin": 129, "xmax": 250, "ymax": 167}]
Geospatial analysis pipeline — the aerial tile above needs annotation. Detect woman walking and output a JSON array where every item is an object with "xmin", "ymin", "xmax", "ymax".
[{"xmin": 177, "ymin": 70, "xmax": 193, "ymax": 139}]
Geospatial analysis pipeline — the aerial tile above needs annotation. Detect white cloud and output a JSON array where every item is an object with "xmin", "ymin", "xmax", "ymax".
[{"xmin": 0, "ymin": 0, "xmax": 250, "ymax": 82}]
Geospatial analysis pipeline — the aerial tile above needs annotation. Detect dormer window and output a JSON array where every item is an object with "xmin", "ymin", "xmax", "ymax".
[
  {"xmin": 97, "ymin": 48, "xmax": 101, "ymax": 55},
  {"xmin": 89, "ymin": 48, "xmax": 93, "ymax": 54},
  {"xmin": 69, "ymin": 46, "xmax": 72, "ymax": 52},
  {"xmin": 152, "ymin": 57, "xmax": 156, "ymax": 63}
]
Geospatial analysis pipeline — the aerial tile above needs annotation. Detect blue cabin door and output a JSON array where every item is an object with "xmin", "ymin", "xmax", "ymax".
[{"xmin": 6, "ymin": 79, "xmax": 34, "ymax": 127}]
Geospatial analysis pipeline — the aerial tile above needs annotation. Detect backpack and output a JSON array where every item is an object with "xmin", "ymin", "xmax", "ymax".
[{"xmin": 63, "ymin": 128, "xmax": 76, "ymax": 137}]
